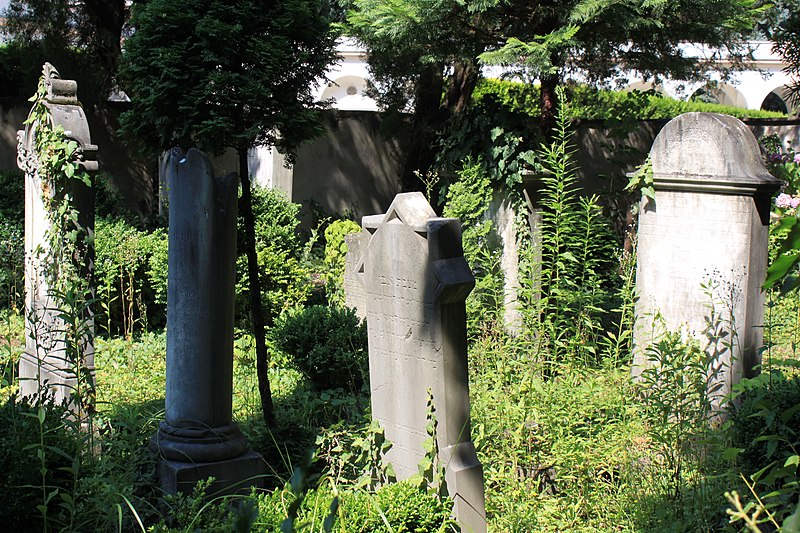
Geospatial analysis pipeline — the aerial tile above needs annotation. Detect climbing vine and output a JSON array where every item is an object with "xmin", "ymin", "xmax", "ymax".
[{"xmin": 22, "ymin": 66, "xmax": 96, "ymax": 417}]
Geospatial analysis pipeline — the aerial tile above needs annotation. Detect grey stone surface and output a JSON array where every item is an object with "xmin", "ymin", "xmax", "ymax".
[
  {"xmin": 159, "ymin": 450, "xmax": 266, "ymax": 496},
  {"xmin": 343, "ymin": 231, "xmax": 367, "ymax": 320},
  {"xmin": 355, "ymin": 192, "xmax": 486, "ymax": 533},
  {"xmin": 151, "ymin": 148, "xmax": 264, "ymax": 494},
  {"xmin": 18, "ymin": 64, "xmax": 97, "ymax": 407},
  {"xmin": 632, "ymin": 113, "xmax": 782, "ymax": 408}
]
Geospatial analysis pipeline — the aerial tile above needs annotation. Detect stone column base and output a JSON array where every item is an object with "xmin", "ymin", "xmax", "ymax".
[{"xmin": 158, "ymin": 450, "xmax": 266, "ymax": 496}]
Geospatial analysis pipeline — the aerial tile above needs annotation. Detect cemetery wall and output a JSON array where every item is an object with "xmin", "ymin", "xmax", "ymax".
[{"xmin": 0, "ymin": 101, "xmax": 796, "ymax": 222}]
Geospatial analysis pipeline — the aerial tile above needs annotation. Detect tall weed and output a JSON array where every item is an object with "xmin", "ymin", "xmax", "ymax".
[
  {"xmin": 516, "ymin": 88, "xmax": 619, "ymax": 373},
  {"xmin": 442, "ymin": 157, "xmax": 505, "ymax": 336}
]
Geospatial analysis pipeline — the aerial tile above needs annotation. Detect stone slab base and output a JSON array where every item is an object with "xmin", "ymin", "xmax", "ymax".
[
  {"xmin": 159, "ymin": 450, "xmax": 266, "ymax": 496},
  {"xmin": 18, "ymin": 350, "xmax": 94, "ymax": 406}
]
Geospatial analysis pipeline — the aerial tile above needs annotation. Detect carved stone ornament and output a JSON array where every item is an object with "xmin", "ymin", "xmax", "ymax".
[{"xmin": 16, "ymin": 63, "xmax": 98, "ymax": 191}]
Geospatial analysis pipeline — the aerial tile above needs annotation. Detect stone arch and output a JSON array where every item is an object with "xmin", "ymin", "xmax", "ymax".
[
  {"xmin": 320, "ymin": 75, "xmax": 378, "ymax": 111},
  {"xmin": 624, "ymin": 81, "xmax": 664, "ymax": 95},
  {"xmin": 690, "ymin": 82, "xmax": 747, "ymax": 108},
  {"xmin": 760, "ymin": 85, "xmax": 797, "ymax": 115}
]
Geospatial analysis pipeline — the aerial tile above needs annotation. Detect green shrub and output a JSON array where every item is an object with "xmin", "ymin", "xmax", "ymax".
[
  {"xmin": 443, "ymin": 157, "xmax": 504, "ymax": 335},
  {"xmin": 272, "ymin": 305, "xmax": 367, "ymax": 391},
  {"xmin": 0, "ymin": 218, "xmax": 23, "ymax": 310},
  {"xmin": 474, "ymin": 78, "xmax": 788, "ymax": 120},
  {"xmin": 342, "ymin": 480, "xmax": 457, "ymax": 532},
  {"xmin": 256, "ymin": 480, "xmax": 456, "ymax": 532},
  {"xmin": 95, "ymin": 218, "xmax": 168, "ymax": 337},
  {"xmin": 0, "ymin": 170, "xmax": 24, "ymax": 310},
  {"xmin": 237, "ymin": 187, "xmax": 312, "ymax": 326},
  {"xmin": 0, "ymin": 395, "xmax": 79, "ymax": 531},
  {"xmin": 731, "ymin": 375, "xmax": 800, "ymax": 475},
  {"xmin": 728, "ymin": 375, "xmax": 800, "ymax": 528}
]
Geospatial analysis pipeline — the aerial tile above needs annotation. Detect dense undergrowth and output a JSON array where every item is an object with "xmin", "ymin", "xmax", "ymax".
[{"xmin": 1, "ymin": 87, "xmax": 799, "ymax": 531}]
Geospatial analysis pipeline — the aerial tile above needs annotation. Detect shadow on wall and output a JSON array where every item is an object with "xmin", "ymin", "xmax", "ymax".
[
  {"xmin": 88, "ymin": 102, "xmax": 153, "ymax": 216},
  {"xmin": 290, "ymin": 110, "xmax": 405, "ymax": 226},
  {"xmin": 1, "ymin": 100, "xmax": 799, "ymax": 223},
  {"xmin": 573, "ymin": 117, "xmax": 800, "ymax": 197}
]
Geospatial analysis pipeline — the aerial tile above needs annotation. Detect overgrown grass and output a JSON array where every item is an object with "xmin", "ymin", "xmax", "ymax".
[{"xmin": 2, "ymin": 280, "xmax": 799, "ymax": 531}]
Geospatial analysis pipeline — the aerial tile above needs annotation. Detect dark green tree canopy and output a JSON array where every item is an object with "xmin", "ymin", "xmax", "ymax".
[
  {"xmin": 2, "ymin": 0, "xmax": 128, "ymax": 101},
  {"xmin": 761, "ymin": 0, "xmax": 800, "ymax": 106},
  {"xmin": 345, "ymin": 0, "xmax": 764, "ymax": 186},
  {"xmin": 119, "ymin": 0, "xmax": 337, "ymax": 157},
  {"xmin": 348, "ymin": 0, "xmax": 763, "ymax": 117}
]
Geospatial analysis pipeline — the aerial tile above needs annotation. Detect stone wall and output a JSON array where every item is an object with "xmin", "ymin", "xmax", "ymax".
[{"xmin": 0, "ymin": 102, "xmax": 796, "ymax": 222}]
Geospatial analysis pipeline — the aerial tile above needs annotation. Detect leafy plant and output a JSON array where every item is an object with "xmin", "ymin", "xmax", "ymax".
[
  {"xmin": 95, "ymin": 218, "xmax": 168, "ymax": 338},
  {"xmin": 0, "ymin": 395, "xmax": 78, "ymax": 530},
  {"xmin": 271, "ymin": 305, "xmax": 367, "ymax": 391},
  {"xmin": 322, "ymin": 219, "xmax": 361, "ymax": 306},
  {"xmin": 761, "ymin": 136, "xmax": 800, "ymax": 294},
  {"xmin": 442, "ymin": 157, "xmax": 505, "ymax": 336},
  {"xmin": 410, "ymin": 389, "xmax": 448, "ymax": 502},
  {"xmin": 516, "ymin": 87, "xmax": 619, "ymax": 373},
  {"xmin": 0, "ymin": 169, "xmax": 24, "ymax": 311},
  {"xmin": 472, "ymin": 79, "xmax": 788, "ymax": 121},
  {"xmin": 637, "ymin": 321, "xmax": 715, "ymax": 502},
  {"xmin": 727, "ymin": 375, "xmax": 800, "ymax": 529},
  {"xmin": 237, "ymin": 187, "xmax": 312, "ymax": 327},
  {"xmin": 316, "ymin": 417, "xmax": 395, "ymax": 490}
]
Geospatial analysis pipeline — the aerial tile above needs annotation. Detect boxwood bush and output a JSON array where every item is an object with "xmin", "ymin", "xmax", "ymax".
[{"xmin": 271, "ymin": 305, "xmax": 367, "ymax": 391}]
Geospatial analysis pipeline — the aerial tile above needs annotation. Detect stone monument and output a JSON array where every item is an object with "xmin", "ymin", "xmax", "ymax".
[
  {"xmin": 18, "ymin": 64, "xmax": 97, "ymax": 407},
  {"xmin": 353, "ymin": 192, "xmax": 487, "ymax": 533},
  {"xmin": 151, "ymin": 148, "xmax": 264, "ymax": 495},
  {"xmin": 632, "ymin": 113, "xmax": 782, "ymax": 407}
]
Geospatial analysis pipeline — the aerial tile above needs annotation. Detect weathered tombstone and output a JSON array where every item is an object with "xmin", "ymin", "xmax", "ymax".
[
  {"xmin": 343, "ymin": 231, "xmax": 367, "ymax": 321},
  {"xmin": 18, "ymin": 64, "xmax": 97, "ymax": 407},
  {"xmin": 632, "ymin": 113, "xmax": 782, "ymax": 408},
  {"xmin": 353, "ymin": 192, "xmax": 487, "ymax": 533},
  {"xmin": 151, "ymin": 148, "xmax": 265, "ymax": 495}
]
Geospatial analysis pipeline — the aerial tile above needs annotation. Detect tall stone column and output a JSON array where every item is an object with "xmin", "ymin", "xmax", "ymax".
[
  {"xmin": 151, "ymin": 148, "xmax": 264, "ymax": 495},
  {"xmin": 632, "ymin": 113, "xmax": 782, "ymax": 408},
  {"xmin": 18, "ymin": 64, "xmax": 97, "ymax": 408}
]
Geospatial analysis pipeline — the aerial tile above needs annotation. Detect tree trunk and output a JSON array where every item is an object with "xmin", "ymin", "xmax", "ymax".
[
  {"xmin": 445, "ymin": 59, "xmax": 479, "ymax": 115},
  {"xmin": 539, "ymin": 73, "xmax": 560, "ymax": 140},
  {"xmin": 238, "ymin": 148, "xmax": 276, "ymax": 427},
  {"xmin": 401, "ymin": 63, "xmax": 445, "ymax": 193},
  {"xmin": 82, "ymin": 0, "xmax": 127, "ymax": 97}
]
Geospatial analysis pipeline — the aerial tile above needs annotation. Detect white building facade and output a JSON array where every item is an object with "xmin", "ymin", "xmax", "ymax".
[{"xmin": 317, "ymin": 39, "xmax": 798, "ymax": 115}]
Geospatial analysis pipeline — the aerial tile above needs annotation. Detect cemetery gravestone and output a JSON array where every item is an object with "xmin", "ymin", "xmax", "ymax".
[
  {"xmin": 18, "ymin": 64, "xmax": 97, "ymax": 407},
  {"xmin": 151, "ymin": 148, "xmax": 264, "ymax": 495},
  {"xmin": 343, "ymin": 231, "xmax": 367, "ymax": 320},
  {"xmin": 353, "ymin": 192, "xmax": 487, "ymax": 533},
  {"xmin": 633, "ymin": 112, "xmax": 782, "ymax": 409}
]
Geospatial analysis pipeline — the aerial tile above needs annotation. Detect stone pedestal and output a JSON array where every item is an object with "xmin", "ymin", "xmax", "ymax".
[
  {"xmin": 632, "ymin": 113, "xmax": 782, "ymax": 408},
  {"xmin": 151, "ymin": 148, "xmax": 264, "ymax": 494},
  {"xmin": 18, "ymin": 64, "xmax": 97, "ymax": 408},
  {"xmin": 354, "ymin": 192, "xmax": 487, "ymax": 533}
]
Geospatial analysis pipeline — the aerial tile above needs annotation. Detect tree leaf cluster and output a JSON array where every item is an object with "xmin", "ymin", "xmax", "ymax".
[
  {"xmin": 2, "ymin": 0, "xmax": 127, "ymax": 101},
  {"xmin": 118, "ymin": 0, "xmax": 338, "ymax": 157}
]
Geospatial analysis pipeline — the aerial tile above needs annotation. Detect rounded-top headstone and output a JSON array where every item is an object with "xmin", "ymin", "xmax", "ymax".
[{"xmin": 650, "ymin": 112, "xmax": 780, "ymax": 195}]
